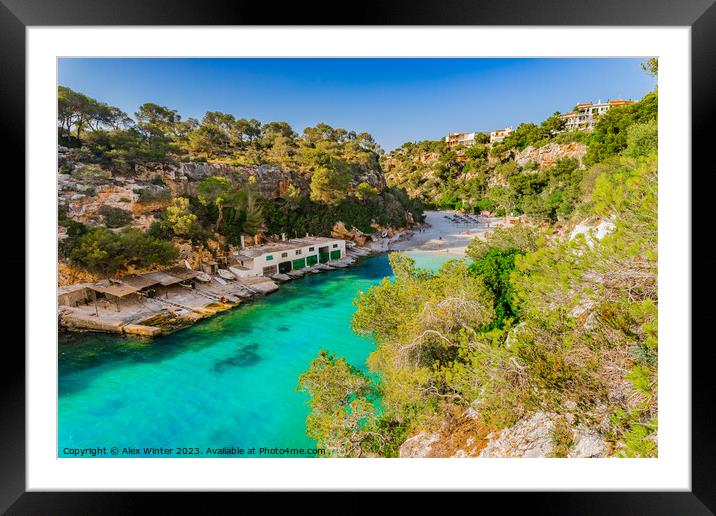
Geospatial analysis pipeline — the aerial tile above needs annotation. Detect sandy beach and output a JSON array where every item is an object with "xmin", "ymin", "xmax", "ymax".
[{"xmin": 389, "ymin": 210, "xmax": 503, "ymax": 256}]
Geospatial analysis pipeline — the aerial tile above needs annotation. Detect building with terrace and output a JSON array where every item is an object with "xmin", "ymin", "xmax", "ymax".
[
  {"xmin": 445, "ymin": 132, "xmax": 478, "ymax": 148},
  {"xmin": 490, "ymin": 127, "xmax": 513, "ymax": 143},
  {"xmin": 560, "ymin": 99, "xmax": 636, "ymax": 131}
]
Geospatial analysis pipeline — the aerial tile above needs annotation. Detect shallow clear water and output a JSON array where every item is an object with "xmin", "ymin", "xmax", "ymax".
[{"xmin": 58, "ymin": 252, "xmax": 463, "ymax": 457}]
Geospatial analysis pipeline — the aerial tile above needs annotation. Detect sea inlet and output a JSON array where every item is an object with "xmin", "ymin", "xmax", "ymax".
[{"xmin": 59, "ymin": 252, "xmax": 458, "ymax": 457}]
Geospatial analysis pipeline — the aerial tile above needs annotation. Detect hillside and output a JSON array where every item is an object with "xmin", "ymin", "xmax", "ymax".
[
  {"xmin": 381, "ymin": 92, "xmax": 656, "ymax": 228},
  {"xmin": 300, "ymin": 89, "xmax": 659, "ymax": 458},
  {"xmin": 57, "ymin": 86, "xmax": 424, "ymax": 283}
]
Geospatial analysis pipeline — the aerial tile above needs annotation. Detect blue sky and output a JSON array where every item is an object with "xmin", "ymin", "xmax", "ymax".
[{"xmin": 58, "ymin": 58, "xmax": 655, "ymax": 151}]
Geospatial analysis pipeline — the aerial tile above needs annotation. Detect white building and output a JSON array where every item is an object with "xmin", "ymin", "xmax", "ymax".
[
  {"xmin": 445, "ymin": 132, "xmax": 477, "ymax": 148},
  {"xmin": 490, "ymin": 127, "xmax": 513, "ymax": 143},
  {"xmin": 560, "ymin": 99, "xmax": 635, "ymax": 131},
  {"xmin": 229, "ymin": 236, "xmax": 347, "ymax": 278}
]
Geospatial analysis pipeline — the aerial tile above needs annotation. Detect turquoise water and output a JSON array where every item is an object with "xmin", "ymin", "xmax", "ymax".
[{"xmin": 58, "ymin": 252, "xmax": 463, "ymax": 457}]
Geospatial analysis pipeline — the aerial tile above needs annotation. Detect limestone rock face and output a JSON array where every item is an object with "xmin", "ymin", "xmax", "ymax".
[
  {"xmin": 569, "ymin": 217, "xmax": 616, "ymax": 246},
  {"xmin": 478, "ymin": 412, "xmax": 608, "ymax": 458},
  {"xmin": 398, "ymin": 432, "xmax": 441, "ymax": 458},
  {"xmin": 479, "ymin": 412, "xmax": 556, "ymax": 458},
  {"xmin": 569, "ymin": 429, "xmax": 607, "ymax": 458},
  {"xmin": 59, "ymin": 152, "xmax": 387, "ymax": 230},
  {"xmin": 172, "ymin": 162, "xmax": 309, "ymax": 198},
  {"xmin": 331, "ymin": 221, "xmax": 370, "ymax": 246},
  {"xmin": 514, "ymin": 142, "xmax": 587, "ymax": 168}
]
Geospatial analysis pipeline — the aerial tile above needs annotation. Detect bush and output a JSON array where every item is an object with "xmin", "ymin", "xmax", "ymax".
[
  {"xmin": 136, "ymin": 187, "xmax": 171, "ymax": 203},
  {"xmin": 584, "ymin": 91, "xmax": 658, "ymax": 165},
  {"xmin": 469, "ymin": 247, "xmax": 521, "ymax": 327},
  {"xmin": 466, "ymin": 224, "xmax": 545, "ymax": 262},
  {"xmin": 68, "ymin": 227, "xmax": 178, "ymax": 276},
  {"xmin": 98, "ymin": 205, "xmax": 133, "ymax": 228},
  {"xmin": 475, "ymin": 198, "xmax": 496, "ymax": 212},
  {"xmin": 624, "ymin": 119, "xmax": 658, "ymax": 158},
  {"xmin": 72, "ymin": 164, "xmax": 112, "ymax": 179}
]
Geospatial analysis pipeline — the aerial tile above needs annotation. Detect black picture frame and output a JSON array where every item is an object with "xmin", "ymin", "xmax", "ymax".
[{"xmin": 2, "ymin": 0, "xmax": 711, "ymax": 512}]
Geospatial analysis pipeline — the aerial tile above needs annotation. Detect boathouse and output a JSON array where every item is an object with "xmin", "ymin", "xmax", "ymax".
[
  {"xmin": 230, "ymin": 236, "xmax": 346, "ymax": 278},
  {"xmin": 57, "ymin": 267, "xmax": 200, "ymax": 311}
]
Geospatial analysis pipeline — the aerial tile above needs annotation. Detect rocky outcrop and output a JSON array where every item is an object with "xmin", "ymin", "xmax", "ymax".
[
  {"xmin": 514, "ymin": 142, "xmax": 587, "ymax": 169},
  {"xmin": 59, "ymin": 145, "xmax": 387, "ymax": 229},
  {"xmin": 479, "ymin": 412, "xmax": 556, "ymax": 458},
  {"xmin": 168, "ymin": 162, "xmax": 309, "ymax": 199},
  {"xmin": 569, "ymin": 217, "xmax": 616, "ymax": 245},
  {"xmin": 331, "ymin": 221, "xmax": 372, "ymax": 246},
  {"xmin": 59, "ymin": 175, "xmax": 167, "ymax": 229},
  {"xmin": 478, "ymin": 412, "xmax": 607, "ymax": 458},
  {"xmin": 398, "ymin": 431, "xmax": 441, "ymax": 458},
  {"xmin": 569, "ymin": 429, "xmax": 607, "ymax": 458}
]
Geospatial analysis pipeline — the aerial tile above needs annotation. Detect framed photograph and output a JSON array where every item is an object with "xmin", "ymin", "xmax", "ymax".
[{"xmin": 4, "ymin": 0, "xmax": 712, "ymax": 510}]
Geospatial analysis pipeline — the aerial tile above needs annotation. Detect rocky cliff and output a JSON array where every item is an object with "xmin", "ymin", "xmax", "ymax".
[
  {"xmin": 58, "ymin": 147, "xmax": 386, "ymax": 229},
  {"xmin": 514, "ymin": 142, "xmax": 587, "ymax": 168}
]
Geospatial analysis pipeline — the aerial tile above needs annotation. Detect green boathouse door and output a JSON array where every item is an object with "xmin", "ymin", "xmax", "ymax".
[{"xmin": 319, "ymin": 246, "xmax": 330, "ymax": 263}]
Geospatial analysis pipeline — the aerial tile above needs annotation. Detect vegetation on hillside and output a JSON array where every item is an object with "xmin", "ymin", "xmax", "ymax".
[
  {"xmin": 301, "ymin": 76, "xmax": 659, "ymax": 457},
  {"xmin": 382, "ymin": 91, "xmax": 657, "ymax": 225},
  {"xmin": 58, "ymin": 87, "xmax": 424, "ymax": 277}
]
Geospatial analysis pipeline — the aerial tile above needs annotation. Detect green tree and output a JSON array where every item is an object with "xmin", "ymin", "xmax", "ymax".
[
  {"xmin": 466, "ymin": 224, "xmax": 544, "ymax": 262},
  {"xmin": 165, "ymin": 197, "xmax": 201, "ymax": 237},
  {"xmin": 309, "ymin": 153, "xmax": 352, "ymax": 205},
  {"xmin": 120, "ymin": 228, "xmax": 179, "ymax": 269},
  {"xmin": 69, "ymin": 227, "xmax": 178, "ymax": 276},
  {"xmin": 298, "ymin": 350, "xmax": 378, "ymax": 457},
  {"xmin": 135, "ymin": 103, "xmax": 183, "ymax": 139},
  {"xmin": 466, "ymin": 144, "xmax": 488, "ymax": 162},
  {"xmin": 355, "ymin": 182, "xmax": 379, "ymax": 201},
  {"xmin": 584, "ymin": 91, "xmax": 658, "ymax": 165},
  {"xmin": 624, "ymin": 120, "xmax": 658, "ymax": 158},
  {"xmin": 351, "ymin": 255, "xmax": 495, "ymax": 426},
  {"xmin": 242, "ymin": 193, "xmax": 265, "ymax": 236},
  {"xmin": 486, "ymin": 185, "xmax": 519, "ymax": 215},
  {"xmin": 196, "ymin": 176, "xmax": 239, "ymax": 231},
  {"xmin": 641, "ymin": 58, "xmax": 658, "ymax": 78},
  {"xmin": 188, "ymin": 124, "xmax": 230, "ymax": 157},
  {"xmin": 540, "ymin": 112, "xmax": 566, "ymax": 134},
  {"xmin": 58, "ymin": 85, "xmax": 130, "ymax": 141},
  {"xmin": 69, "ymin": 227, "xmax": 127, "ymax": 276},
  {"xmin": 469, "ymin": 247, "xmax": 521, "ymax": 326}
]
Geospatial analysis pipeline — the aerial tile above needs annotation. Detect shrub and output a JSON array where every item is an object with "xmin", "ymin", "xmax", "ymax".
[
  {"xmin": 98, "ymin": 205, "xmax": 133, "ymax": 228},
  {"xmin": 136, "ymin": 187, "xmax": 171, "ymax": 203},
  {"xmin": 68, "ymin": 227, "xmax": 178, "ymax": 276},
  {"xmin": 624, "ymin": 119, "xmax": 658, "ymax": 158},
  {"xmin": 468, "ymin": 247, "xmax": 521, "ymax": 327},
  {"xmin": 72, "ymin": 164, "xmax": 111, "ymax": 179}
]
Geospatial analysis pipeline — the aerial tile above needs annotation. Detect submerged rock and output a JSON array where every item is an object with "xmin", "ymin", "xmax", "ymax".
[{"xmin": 212, "ymin": 343, "xmax": 261, "ymax": 372}]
